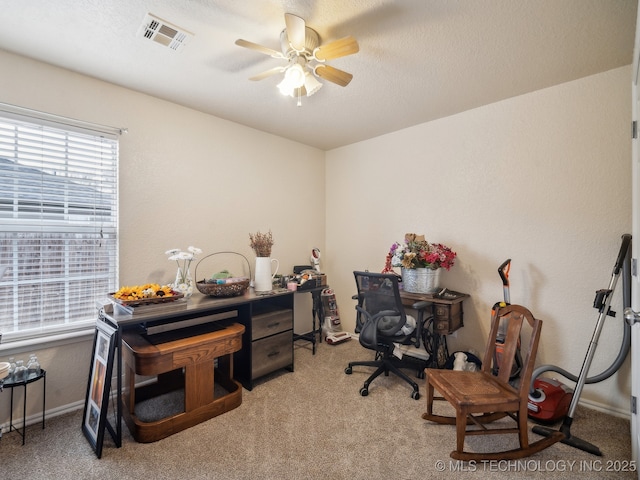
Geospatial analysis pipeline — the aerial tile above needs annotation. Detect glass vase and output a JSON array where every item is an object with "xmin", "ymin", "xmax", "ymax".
[{"xmin": 174, "ymin": 267, "xmax": 194, "ymax": 298}]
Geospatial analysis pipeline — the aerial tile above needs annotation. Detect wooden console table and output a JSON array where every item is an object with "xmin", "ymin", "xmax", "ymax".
[{"xmin": 121, "ymin": 322, "xmax": 244, "ymax": 443}]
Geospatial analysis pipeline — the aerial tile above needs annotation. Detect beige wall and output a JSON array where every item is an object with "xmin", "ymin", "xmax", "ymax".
[
  {"xmin": 0, "ymin": 48, "xmax": 633, "ymax": 422},
  {"xmin": 325, "ymin": 65, "xmax": 632, "ymax": 415},
  {"xmin": 0, "ymin": 49, "xmax": 324, "ymax": 421}
]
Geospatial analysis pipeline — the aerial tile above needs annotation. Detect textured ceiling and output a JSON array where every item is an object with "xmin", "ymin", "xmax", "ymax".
[{"xmin": 0, "ymin": 0, "xmax": 637, "ymax": 150}]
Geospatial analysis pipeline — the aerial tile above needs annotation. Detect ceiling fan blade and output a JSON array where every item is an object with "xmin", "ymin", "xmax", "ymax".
[
  {"xmin": 313, "ymin": 36, "xmax": 359, "ymax": 61},
  {"xmin": 284, "ymin": 13, "xmax": 306, "ymax": 51},
  {"xmin": 315, "ymin": 65, "xmax": 353, "ymax": 87},
  {"xmin": 235, "ymin": 39, "xmax": 284, "ymax": 59},
  {"xmin": 249, "ymin": 67, "xmax": 286, "ymax": 81}
]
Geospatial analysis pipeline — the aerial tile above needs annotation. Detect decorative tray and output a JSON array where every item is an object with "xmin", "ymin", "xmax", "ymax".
[{"xmin": 109, "ymin": 292, "xmax": 184, "ymax": 307}]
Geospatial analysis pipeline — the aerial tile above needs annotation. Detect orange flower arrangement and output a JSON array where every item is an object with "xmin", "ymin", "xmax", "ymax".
[{"xmin": 113, "ymin": 283, "xmax": 176, "ymax": 301}]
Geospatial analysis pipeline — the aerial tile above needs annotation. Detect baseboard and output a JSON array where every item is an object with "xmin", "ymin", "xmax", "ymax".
[
  {"xmin": 0, "ymin": 374, "xmax": 165, "ymax": 436},
  {"xmin": 579, "ymin": 397, "xmax": 631, "ymax": 420},
  {"xmin": 0, "ymin": 399, "xmax": 84, "ymax": 435}
]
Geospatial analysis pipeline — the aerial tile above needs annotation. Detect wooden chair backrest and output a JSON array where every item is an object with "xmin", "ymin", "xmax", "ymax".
[{"xmin": 481, "ymin": 304, "xmax": 542, "ymax": 393}]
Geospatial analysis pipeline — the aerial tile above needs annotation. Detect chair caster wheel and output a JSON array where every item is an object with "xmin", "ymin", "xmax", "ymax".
[
  {"xmin": 345, "ymin": 367, "xmax": 352, "ymax": 375},
  {"xmin": 411, "ymin": 391, "xmax": 420, "ymax": 400},
  {"xmin": 359, "ymin": 387, "xmax": 369, "ymax": 396}
]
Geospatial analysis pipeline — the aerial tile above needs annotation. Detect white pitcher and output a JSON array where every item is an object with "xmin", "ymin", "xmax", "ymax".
[{"xmin": 254, "ymin": 257, "xmax": 279, "ymax": 292}]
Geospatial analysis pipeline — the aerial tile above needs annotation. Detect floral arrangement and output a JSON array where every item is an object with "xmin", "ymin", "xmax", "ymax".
[
  {"xmin": 249, "ymin": 230, "xmax": 274, "ymax": 257},
  {"xmin": 383, "ymin": 233, "xmax": 457, "ymax": 272},
  {"xmin": 165, "ymin": 246, "xmax": 202, "ymax": 286},
  {"xmin": 113, "ymin": 283, "xmax": 176, "ymax": 301}
]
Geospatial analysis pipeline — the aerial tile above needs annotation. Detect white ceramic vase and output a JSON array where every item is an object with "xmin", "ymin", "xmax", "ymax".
[{"xmin": 254, "ymin": 257, "xmax": 279, "ymax": 292}]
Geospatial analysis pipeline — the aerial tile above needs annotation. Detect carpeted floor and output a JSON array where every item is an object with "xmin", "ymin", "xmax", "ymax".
[{"xmin": 0, "ymin": 338, "xmax": 634, "ymax": 479}]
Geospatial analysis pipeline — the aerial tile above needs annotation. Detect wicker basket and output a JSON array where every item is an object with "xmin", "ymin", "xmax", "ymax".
[{"xmin": 195, "ymin": 251, "xmax": 251, "ymax": 297}]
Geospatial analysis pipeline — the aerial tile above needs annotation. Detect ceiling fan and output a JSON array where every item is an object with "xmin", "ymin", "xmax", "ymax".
[{"xmin": 235, "ymin": 13, "xmax": 359, "ymax": 106}]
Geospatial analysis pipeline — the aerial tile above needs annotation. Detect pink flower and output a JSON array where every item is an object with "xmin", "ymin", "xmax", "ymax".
[{"xmin": 383, "ymin": 234, "xmax": 456, "ymax": 271}]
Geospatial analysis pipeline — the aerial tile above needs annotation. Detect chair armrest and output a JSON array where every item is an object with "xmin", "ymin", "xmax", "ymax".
[{"xmin": 412, "ymin": 300, "xmax": 431, "ymax": 311}]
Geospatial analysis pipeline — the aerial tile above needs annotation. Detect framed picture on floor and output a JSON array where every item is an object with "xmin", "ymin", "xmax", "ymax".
[{"xmin": 82, "ymin": 319, "xmax": 117, "ymax": 458}]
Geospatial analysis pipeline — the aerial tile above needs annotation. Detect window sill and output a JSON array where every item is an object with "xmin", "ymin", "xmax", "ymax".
[{"xmin": 0, "ymin": 327, "xmax": 95, "ymax": 355}]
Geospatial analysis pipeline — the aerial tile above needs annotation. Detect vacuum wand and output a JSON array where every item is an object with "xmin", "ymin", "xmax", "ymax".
[
  {"xmin": 532, "ymin": 233, "xmax": 632, "ymax": 457},
  {"xmin": 565, "ymin": 272, "xmax": 619, "ymax": 420}
]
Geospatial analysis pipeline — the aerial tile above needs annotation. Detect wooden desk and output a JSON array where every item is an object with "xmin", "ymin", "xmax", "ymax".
[
  {"xmin": 400, "ymin": 291, "xmax": 469, "ymax": 368},
  {"xmin": 98, "ymin": 289, "xmax": 295, "ymax": 445},
  {"xmin": 400, "ymin": 291, "xmax": 467, "ymax": 335}
]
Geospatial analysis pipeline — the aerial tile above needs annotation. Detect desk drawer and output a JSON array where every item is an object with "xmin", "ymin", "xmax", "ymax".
[
  {"xmin": 433, "ymin": 303, "xmax": 463, "ymax": 335},
  {"xmin": 252, "ymin": 331, "xmax": 292, "ymax": 379},
  {"xmin": 252, "ymin": 309, "xmax": 293, "ymax": 340}
]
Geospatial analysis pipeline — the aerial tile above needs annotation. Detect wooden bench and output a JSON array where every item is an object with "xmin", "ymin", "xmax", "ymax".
[{"xmin": 121, "ymin": 322, "xmax": 244, "ymax": 443}]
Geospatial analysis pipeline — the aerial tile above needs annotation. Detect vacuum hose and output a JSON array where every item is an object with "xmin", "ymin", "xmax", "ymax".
[
  {"xmin": 529, "ymin": 324, "xmax": 630, "ymax": 394},
  {"xmin": 529, "ymin": 234, "xmax": 632, "ymax": 395}
]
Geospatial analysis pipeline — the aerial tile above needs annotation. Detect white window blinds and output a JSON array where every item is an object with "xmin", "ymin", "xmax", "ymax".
[{"xmin": 0, "ymin": 112, "xmax": 119, "ymax": 339}]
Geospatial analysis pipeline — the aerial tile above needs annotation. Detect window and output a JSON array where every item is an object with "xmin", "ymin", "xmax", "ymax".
[{"xmin": 0, "ymin": 109, "xmax": 119, "ymax": 341}]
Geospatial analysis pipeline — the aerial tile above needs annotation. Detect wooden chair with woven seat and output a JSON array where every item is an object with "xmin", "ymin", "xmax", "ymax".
[{"xmin": 422, "ymin": 303, "xmax": 564, "ymax": 461}]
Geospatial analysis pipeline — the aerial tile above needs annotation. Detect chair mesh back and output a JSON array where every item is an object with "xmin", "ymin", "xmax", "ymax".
[
  {"xmin": 355, "ymin": 273, "xmax": 400, "ymax": 316},
  {"xmin": 354, "ymin": 272, "xmax": 408, "ymax": 342}
]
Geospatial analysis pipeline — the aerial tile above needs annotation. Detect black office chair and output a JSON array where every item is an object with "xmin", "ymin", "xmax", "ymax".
[{"xmin": 345, "ymin": 271, "xmax": 431, "ymax": 399}]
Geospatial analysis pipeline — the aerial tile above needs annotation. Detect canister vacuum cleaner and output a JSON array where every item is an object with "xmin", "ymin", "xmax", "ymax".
[{"xmin": 529, "ymin": 234, "xmax": 632, "ymax": 456}]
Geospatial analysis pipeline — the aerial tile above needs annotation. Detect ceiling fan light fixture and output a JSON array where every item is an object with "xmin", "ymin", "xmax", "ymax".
[
  {"xmin": 304, "ymin": 72, "xmax": 322, "ymax": 96},
  {"xmin": 277, "ymin": 63, "xmax": 307, "ymax": 96},
  {"xmin": 284, "ymin": 63, "xmax": 305, "ymax": 88},
  {"xmin": 277, "ymin": 78, "xmax": 294, "ymax": 96}
]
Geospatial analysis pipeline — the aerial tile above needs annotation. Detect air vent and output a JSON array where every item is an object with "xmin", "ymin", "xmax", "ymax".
[{"xmin": 137, "ymin": 13, "xmax": 193, "ymax": 52}]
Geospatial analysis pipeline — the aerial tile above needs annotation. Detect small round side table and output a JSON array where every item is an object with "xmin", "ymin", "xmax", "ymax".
[{"xmin": 0, "ymin": 370, "xmax": 46, "ymax": 445}]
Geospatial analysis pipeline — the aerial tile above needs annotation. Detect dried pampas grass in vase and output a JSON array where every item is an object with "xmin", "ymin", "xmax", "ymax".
[{"xmin": 249, "ymin": 230, "xmax": 274, "ymax": 257}]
